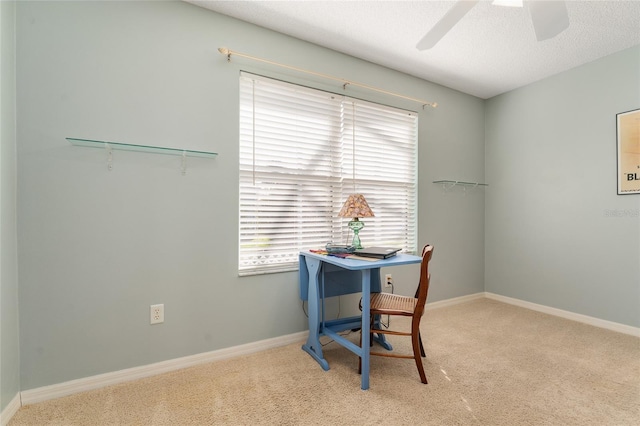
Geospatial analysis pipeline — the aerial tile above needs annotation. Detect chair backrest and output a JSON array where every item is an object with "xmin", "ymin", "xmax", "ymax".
[{"xmin": 414, "ymin": 245, "xmax": 434, "ymax": 318}]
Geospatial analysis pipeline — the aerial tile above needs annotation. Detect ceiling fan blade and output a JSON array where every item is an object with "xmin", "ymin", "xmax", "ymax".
[
  {"xmin": 527, "ymin": 0, "xmax": 569, "ymax": 41},
  {"xmin": 416, "ymin": 0, "xmax": 480, "ymax": 50}
]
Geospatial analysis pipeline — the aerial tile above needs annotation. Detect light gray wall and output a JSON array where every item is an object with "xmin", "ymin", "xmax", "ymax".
[
  {"xmin": 1, "ymin": 0, "xmax": 20, "ymax": 414},
  {"xmin": 16, "ymin": 1, "xmax": 485, "ymax": 389},
  {"xmin": 485, "ymin": 46, "xmax": 640, "ymax": 327}
]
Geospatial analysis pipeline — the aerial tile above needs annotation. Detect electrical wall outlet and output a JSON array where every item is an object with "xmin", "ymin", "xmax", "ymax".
[
  {"xmin": 385, "ymin": 274, "xmax": 393, "ymax": 288},
  {"xmin": 150, "ymin": 304, "xmax": 164, "ymax": 324}
]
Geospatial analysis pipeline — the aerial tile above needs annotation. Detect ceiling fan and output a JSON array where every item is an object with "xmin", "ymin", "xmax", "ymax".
[{"xmin": 416, "ymin": 0, "xmax": 569, "ymax": 50}]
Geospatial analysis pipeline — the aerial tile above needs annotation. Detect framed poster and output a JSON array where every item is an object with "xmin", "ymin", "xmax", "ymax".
[{"xmin": 616, "ymin": 108, "xmax": 640, "ymax": 194}]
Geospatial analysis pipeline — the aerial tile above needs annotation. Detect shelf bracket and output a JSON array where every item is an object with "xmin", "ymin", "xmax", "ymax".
[
  {"xmin": 438, "ymin": 180, "xmax": 457, "ymax": 191},
  {"xmin": 181, "ymin": 151, "xmax": 187, "ymax": 175},
  {"xmin": 105, "ymin": 143, "xmax": 113, "ymax": 171}
]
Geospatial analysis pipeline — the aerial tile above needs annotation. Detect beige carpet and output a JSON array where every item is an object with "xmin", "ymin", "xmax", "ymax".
[{"xmin": 9, "ymin": 299, "xmax": 640, "ymax": 425}]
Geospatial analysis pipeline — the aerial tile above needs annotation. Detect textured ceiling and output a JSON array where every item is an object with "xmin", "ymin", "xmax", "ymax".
[{"xmin": 187, "ymin": 1, "xmax": 640, "ymax": 99}]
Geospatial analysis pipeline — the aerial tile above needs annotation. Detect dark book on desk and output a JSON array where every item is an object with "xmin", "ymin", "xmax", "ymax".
[{"xmin": 354, "ymin": 247, "xmax": 401, "ymax": 259}]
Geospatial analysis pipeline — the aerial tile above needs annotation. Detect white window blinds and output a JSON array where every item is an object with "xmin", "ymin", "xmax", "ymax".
[{"xmin": 239, "ymin": 73, "xmax": 417, "ymax": 275}]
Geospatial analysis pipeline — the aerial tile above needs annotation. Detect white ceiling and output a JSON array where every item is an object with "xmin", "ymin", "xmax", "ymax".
[{"xmin": 186, "ymin": 0, "xmax": 640, "ymax": 99}]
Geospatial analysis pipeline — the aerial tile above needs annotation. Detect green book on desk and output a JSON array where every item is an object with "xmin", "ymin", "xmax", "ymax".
[{"xmin": 354, "ymin": 247, "xmax": 401, "ymax": 259}]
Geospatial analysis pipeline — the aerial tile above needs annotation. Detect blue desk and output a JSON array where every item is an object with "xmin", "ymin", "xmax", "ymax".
[{"xmin": 299, "ymin": 251, "xmax": 422, "ymax": 390}]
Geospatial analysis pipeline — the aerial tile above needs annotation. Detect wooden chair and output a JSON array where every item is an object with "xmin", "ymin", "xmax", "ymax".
[{"xmin": 359, "ymin": 244, "xmax": 434, "ymax": 384}]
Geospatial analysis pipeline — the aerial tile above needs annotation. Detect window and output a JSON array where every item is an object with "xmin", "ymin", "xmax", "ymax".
[{"xmin": 239, "ymin": 73, "xmax": 417, "ymax": 276}]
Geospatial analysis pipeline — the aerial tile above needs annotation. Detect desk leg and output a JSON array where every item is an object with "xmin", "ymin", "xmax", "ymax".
[
  {"xmin": 360, "ymin": 269, "xmax": 371, "ymax": 390},
  {"xmin": 301, "ymin": 257, "xmax": 329, "ymax": 370}
]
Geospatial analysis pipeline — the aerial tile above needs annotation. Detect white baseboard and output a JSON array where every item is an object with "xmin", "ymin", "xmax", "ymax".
[
  {"xmin": 19, "ymin": 295, "xmax": 485, "ymax": 407},
  {"xmin": 21, "ymin": 330, "xmax": 308, "ymax": 406},
  {"xmin": 17, "ymin": 291, "xmax": 639, "ymax": 411},
  {"xmin": 485, "ymin": 292, "xmax": 640, "ymax": 337},
  {"xmin": 0, "ymin": 393, "xmax": 21, "ymax": 426},
  {"xmin": 426, "ymin": 292, "xmax": 485, "ymax": 310}
]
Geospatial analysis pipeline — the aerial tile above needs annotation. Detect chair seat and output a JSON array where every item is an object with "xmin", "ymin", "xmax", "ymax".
[{"xmin": 370, "ymin": 292, "xmax": 417, "ymax": 315}]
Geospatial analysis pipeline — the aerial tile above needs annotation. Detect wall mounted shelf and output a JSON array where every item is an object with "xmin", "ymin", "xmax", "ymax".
[
  {"xmin": 67, "ymin": 138, "xmax": 217, "ymax": 158},
  {"xmin": 67, "ymin": 137, "xmax": 217, "ymax": 174},
  {"xmin": 433, "ymin": 180, "xmax": 488, "ymax": 190}
]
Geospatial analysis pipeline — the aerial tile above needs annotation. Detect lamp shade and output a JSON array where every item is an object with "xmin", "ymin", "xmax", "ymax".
[{"xmin": 338, "ymin": 194, "xmax": 375, "ymax": 218}]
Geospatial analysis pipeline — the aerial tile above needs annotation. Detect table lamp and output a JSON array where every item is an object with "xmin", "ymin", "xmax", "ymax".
[{"xmin": 338, "ymin": 194, "xmax": 374, "ymax": 249}]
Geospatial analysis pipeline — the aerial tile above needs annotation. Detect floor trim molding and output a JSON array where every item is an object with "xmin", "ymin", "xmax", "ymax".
[
  {"xmin": 485, "ymin": 292, "xmax": 640, "ymax": 337},
  {"xmin": 426, "ymin": 292, "xmax": 485, "ymax": 310},
  {"xmin": 20, "ymin": 330, "xmax": 308, "ymax": 406},
  {"xmin": 0, "ymin": 393, "xmax": 21, "ymax": 426},
  {"xmin": 18, "ymin": 292, "xmax": 639, "ymax": 410}
]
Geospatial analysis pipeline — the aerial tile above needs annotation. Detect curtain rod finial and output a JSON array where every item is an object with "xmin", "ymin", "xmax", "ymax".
[{"xmin": 218, "ymin": 47, "xmax": 230, "ymax": 55}]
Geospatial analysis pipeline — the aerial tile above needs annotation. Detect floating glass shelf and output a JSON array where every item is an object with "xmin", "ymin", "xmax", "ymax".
[
  {"xmin": 433, "ymin": 180, "xmax": 488, "ymax": 188},
  {"xmin": 67, "ymin": 138, "xmax": 217, "ymax": 158}
]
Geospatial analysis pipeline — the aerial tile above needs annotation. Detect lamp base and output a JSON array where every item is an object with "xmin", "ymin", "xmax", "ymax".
[{"xmin": 348, "ymin": 218, "xmax": 365, "ymax": 249}]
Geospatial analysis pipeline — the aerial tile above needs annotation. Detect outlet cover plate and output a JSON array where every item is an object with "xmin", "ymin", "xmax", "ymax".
[{"xmin": 150, "ymin": 304, "xmax": 164, "ymax": 324}]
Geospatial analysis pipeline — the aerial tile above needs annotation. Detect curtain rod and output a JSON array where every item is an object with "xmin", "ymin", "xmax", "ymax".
[{"xmin": 218, "ymin": 47, "xmax": 438, "ymax": 109}]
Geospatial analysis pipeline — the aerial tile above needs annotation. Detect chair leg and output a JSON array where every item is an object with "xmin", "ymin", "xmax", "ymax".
[{"xmin": 412, "ymin": 321, "xmax": 428, "ymax": 384}]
